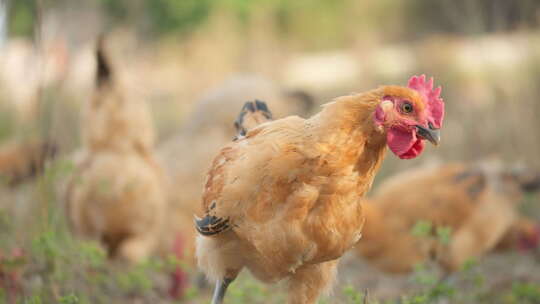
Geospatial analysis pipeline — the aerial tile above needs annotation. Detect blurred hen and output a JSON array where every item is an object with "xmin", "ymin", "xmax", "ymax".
[
  {"xmin": 0, "ymin": 139, "xmax": 56, "ymax": 186},
  {"xmin": 355, "ymin": 161, "xmax": 540, "ymax": 274},
  {"xmin": 65, "ymin": 39, "xmax": 166, "ymax": 263}
]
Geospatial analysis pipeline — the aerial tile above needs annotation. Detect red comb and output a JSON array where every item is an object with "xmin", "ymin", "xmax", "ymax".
[{"xmin": 408, "ymin": 75, "xmax": 444, "ymax": 128}]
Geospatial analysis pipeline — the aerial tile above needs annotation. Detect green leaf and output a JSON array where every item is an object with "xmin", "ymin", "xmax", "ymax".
[
  {"xmin": 510, "ymin": 282, "xmax": 540, "ymax": 303},
  {"xmin": 411, "ymin": 220, "xmax": 433, "ymax": 238},
  {"xmin": 436, "ymin": 226, "xmax": 453, "ymax": 245},
  {"xmin": 59, "ymin": 294, "xmax": 79, "ymax": 304}
]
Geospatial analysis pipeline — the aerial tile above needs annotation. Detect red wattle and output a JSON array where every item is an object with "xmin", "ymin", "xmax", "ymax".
[{"xmin": 387, "ymin": 127, "xmax": 424, "ymax": 159}]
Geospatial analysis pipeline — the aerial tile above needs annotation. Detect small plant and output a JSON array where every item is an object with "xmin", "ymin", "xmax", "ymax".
[
  {"xmin": 408, "ymin": 220, "xmax": 457, "ymax": 303},
  {"xmin": 24, "ymin": 295, "xmax": 43, "ymax": 304},
  {"xmin": 116, "ymin": 259, "xmax": 164, "ymax": 293},
  {"xmin": 342, "ymin": 285, "xmax": 371, "ymax": 304},
  {"xmin": 411, "ymin": 220, "xmax": 453, "ymax": 245},
  {"xmin": 507, "ymin": 282, "xmax": 540, "ymax": 304},
  {"xmin": 435, "ymin": 226, "xmax": 452, "ymax": 245},
  {"xmin": 0, "ymin": 248, "xmax": 26, "ymax": 304},
  {"xmin": 411, "ymin": 220, "xmax": 433, "ymax": 238},
  {"xmin": 58, "ymin": 294, "xmax": 80, "ymax": 304}
]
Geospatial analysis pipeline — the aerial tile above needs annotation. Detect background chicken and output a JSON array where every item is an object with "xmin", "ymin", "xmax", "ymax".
[
  {"xmin": 177, "ymin": 75, "xmax": 313, "ymax": 138},
  {"xmin": 0, "ymin": 138, "xmax": 57, "ymax": 186},
  {"xmin": 65, "ymin": 38, "xmax": 167, "ymax": 263},
  {"xmin": 195, "ymin": 75, "xmax": 444, "ymax": 304},
  {"xmin": 355, "ymin": 161, "xmax": 540, "ymax": 274}
]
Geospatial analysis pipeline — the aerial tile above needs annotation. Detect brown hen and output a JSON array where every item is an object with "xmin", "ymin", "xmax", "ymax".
[
  {"xmin": 355, "ymin": 161, "xmax": 540, "ymax": 274},
  {"xmin": 195, "ymin": 76, "xmax": 445, "ymax": 304},
  {"xmin": 65, "ymin": 38, "xmax": 166, "ymax": 263}
]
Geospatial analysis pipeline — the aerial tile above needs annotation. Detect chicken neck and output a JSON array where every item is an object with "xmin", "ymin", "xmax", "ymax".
[{"xmin": 308, "ymin": 90, "xmax": 388, "ymax": 196}]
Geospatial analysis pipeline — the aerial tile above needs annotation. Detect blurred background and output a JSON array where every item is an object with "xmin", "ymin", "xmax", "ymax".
[{"xmin": 1, "ymin": 0, "xmax": 540, "ymax": 303}]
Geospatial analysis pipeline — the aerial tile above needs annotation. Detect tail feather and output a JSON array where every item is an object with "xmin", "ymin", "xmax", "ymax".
[
  {"xmin": 453, "ymin": 168, "xmax": 486, "ymax": 200},
  {"xmin": 233, "ymin": 100, "xmax": 273, "ymax": 139},
  {"xmin": 517, "ymin": 172, "xmax": 540, "ymax": 193},
  {"xmin": 509, "ymin": 166, "xmax": 540, "ymax": 193},
  {"xmin": 96, "ymin": 35, "xmax": 112, "ymax": 87}
]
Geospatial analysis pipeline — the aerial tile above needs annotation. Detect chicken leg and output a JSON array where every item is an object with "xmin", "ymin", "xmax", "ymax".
[{"xmin": 211, "ymin": 277, "xmax": 234, "ymax": 304}]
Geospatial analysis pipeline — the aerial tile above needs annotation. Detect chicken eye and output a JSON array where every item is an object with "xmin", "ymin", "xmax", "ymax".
[{"xmin": 401, "ymin": 102, "xmax": 413, "ymax": 113}]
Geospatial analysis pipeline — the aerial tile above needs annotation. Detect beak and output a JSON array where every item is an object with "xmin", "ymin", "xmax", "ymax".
[{"xmin": 416, "ymin": 123, "xmax": 440, "ymax": 146}]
